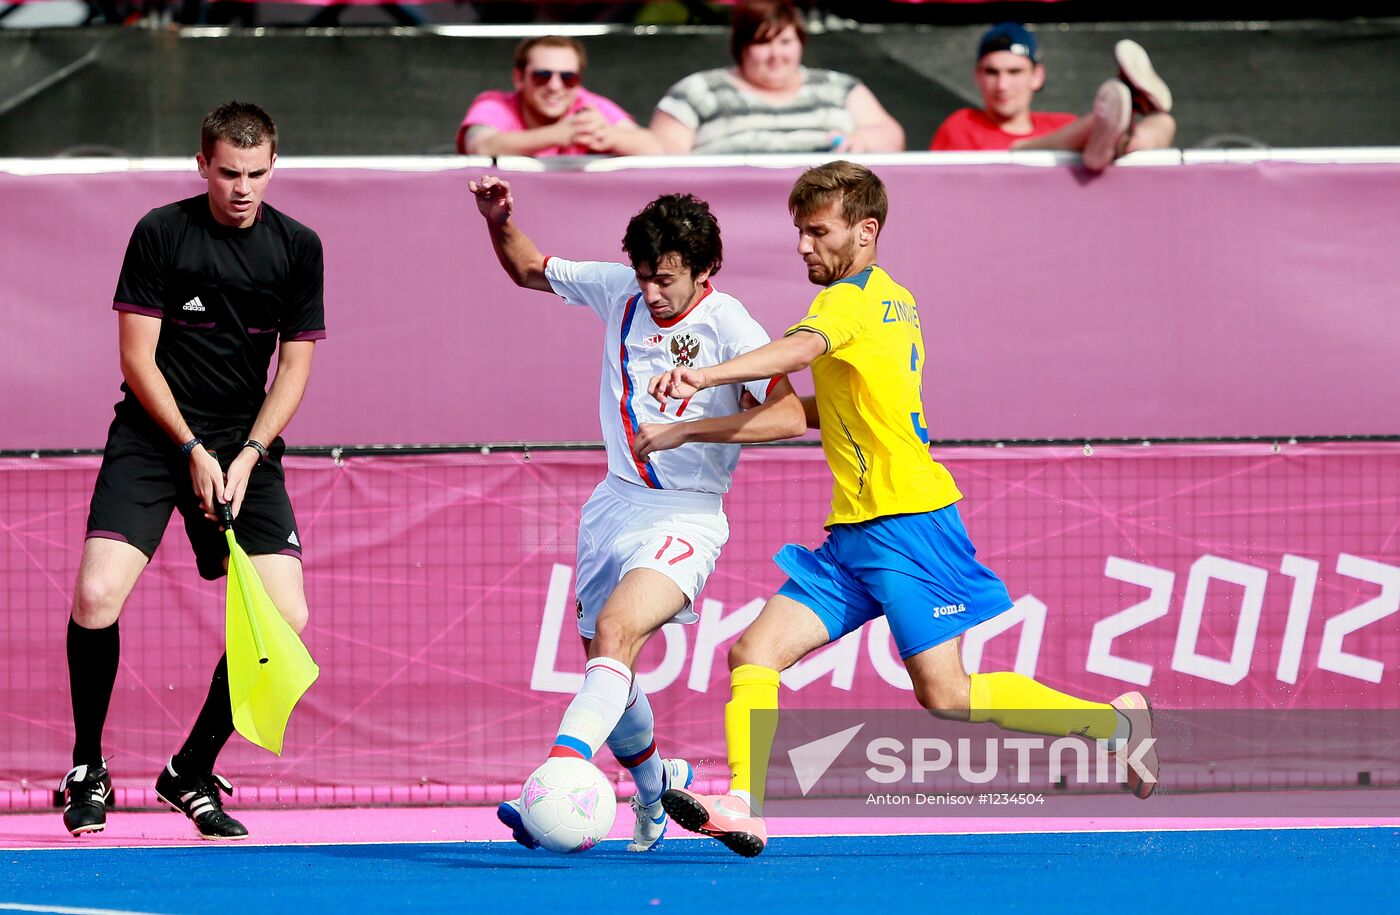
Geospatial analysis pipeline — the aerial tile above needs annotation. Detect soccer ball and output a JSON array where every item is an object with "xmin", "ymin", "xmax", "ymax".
[{"xmin": 519, "ymin": 757, "xmax": 617, "ymax": 853}]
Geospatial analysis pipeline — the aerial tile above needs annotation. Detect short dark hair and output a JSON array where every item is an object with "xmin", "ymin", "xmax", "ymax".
[
  {"xmin": 622, "ymin": 194, "xmax": 724, "ymax": 278},
  {"xmin": 513, "ymin": 35, "xmax": 587, "ymax": 74},
  {"xmin": 729, "ymin": 0, "xmax": 806, "ymax": 65},
  {"xmin": 788, "ymin": 160, "xmax": 888, "ymax": 236},
  {"xmin": 200, "ymin": 100, "xmax": 277, "ymax": 160}
]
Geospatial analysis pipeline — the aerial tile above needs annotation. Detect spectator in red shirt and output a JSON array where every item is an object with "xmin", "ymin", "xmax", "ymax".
[
  {"xmin": 931, "ymin": 23, "xmax": 1176, "ymax": 173},
  {"xmin": 457, "ymin": 36, "xmax": 660, "ymax": 158}
]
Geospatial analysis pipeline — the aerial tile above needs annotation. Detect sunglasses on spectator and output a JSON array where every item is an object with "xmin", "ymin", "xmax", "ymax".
[{"xmin": 528, "ymin": 69, "xmax": 581, "ymax": 88}]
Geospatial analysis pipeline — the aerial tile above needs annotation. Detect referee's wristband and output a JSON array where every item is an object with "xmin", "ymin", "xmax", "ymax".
[
  {"xmin": 180, "ymin": 436, "xmax": 203, "ymax": 457},
  {"xmin": 242, "ymin": 439, "xmax": 270, "ymax": 463}
]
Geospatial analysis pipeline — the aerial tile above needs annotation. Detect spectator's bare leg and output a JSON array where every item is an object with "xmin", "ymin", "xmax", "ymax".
[
  {"xmin": 1012, "ymin": 79, "xmax": 1136, "ymax": 175},
  {"xmin": 1125, "ymin": 112, "xmax": 1177, "ymax": 153},
  {"xmin": 1010, "ymin": 116, "xmax": 1094, "ymax": 152}
]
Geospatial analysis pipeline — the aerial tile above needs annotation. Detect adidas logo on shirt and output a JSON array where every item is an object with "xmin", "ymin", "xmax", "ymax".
[
  {"xmin": 287, "ymin": 531, "xmax": 300, "ymax": 547},
  {"xmin": 182, "ymin": 297, "xmax": 206, "ymax": 312}
]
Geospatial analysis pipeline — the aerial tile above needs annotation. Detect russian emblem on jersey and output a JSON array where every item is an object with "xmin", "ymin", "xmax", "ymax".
[{"xmin": 669, "ymin": 332, "xmax": 702, "ymax": 367}]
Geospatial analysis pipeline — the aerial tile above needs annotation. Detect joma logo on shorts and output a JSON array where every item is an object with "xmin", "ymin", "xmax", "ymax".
[{"xmin": 931, "ymin": 603, "xmax": 967, "ymax": 618}]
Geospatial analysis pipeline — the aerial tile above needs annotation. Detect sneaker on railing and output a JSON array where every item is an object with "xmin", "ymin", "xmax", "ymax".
[
  {"xmin": 1115, "ymin": 39, "xmax": 1173, "ymax": 115},
  {"xmin": 60, "ymin": 760, "xmax": 113, "ymax": 837},
  {"xmin": 154, "ymin": 759, "xmax": 249, "ymax": 840},
  {"xmin": 1083, "ymin": 79, "xmax": 1133, "ymax": 173}
]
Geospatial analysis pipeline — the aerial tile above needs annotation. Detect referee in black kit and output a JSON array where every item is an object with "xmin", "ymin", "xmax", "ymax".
[{"xmin": 60, "ymin": 101, "xmax": 325, "ymax": 840}]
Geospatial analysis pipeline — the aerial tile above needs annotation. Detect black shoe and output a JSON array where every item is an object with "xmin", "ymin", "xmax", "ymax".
[
  {"xmin": 60, "ymin": 761, "xmax": 113, "ymax": 836},
  {"xmin": 154, "ymin": 759, "xmax": 249, "ymax": 840}
]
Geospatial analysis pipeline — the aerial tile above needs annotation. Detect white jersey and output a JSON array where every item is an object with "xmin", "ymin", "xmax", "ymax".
[{"xmin": 545, "ymin": 257, "xmax": 774, "ymax": 494}]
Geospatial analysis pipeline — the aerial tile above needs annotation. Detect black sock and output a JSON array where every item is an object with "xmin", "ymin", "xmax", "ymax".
[
  {"xmin": 172, "ymin": 654, "xmax": 234, "ymax": 776},
  {"xmin": 68, "ymin": 618, "xmax": 120, "ymax": 769}
]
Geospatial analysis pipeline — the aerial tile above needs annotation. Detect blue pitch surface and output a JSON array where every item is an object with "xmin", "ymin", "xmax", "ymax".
[{"xmin": 3, "ymin": 828, "xmax": 1396, "ymax": 914}]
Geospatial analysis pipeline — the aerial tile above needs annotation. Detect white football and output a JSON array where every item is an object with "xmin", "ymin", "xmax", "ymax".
[{"xmin": 519, "ymin": 756, "xmax": 617, "ymax": 853}]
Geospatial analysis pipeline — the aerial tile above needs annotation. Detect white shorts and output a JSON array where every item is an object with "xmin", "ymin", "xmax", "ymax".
[{"xmin": 574, "ymin": 474, "xmax": 730, "ymax": 639}]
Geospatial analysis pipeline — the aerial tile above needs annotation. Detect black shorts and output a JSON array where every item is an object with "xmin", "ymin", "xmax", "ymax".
[{"xmin": 85, "ymin": 417, "xmax": 303, "ymax": 581}]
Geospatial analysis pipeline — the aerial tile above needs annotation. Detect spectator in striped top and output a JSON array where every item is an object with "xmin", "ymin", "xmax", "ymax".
[{"xmin": 648, "ymin": 0, "xmax": 904, "ymax": 155}]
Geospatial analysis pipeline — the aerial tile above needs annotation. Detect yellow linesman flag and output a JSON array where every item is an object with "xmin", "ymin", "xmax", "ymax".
[{"xmin": 223, "ymin": 519, "xmax": 319, "ymax": 756}]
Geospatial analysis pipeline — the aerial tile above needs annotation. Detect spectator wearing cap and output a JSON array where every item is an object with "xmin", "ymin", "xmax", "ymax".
[
  {"xmin": 648, "ymin": 0, "xmax": 904, "ymax": 155},
  {"xmin": 458, "ymin": 36, "xmax": 660, "ymax": 157},
  {"xmin": 931, "ymin": 23, "xmax": 1176, "ymax": 172}
]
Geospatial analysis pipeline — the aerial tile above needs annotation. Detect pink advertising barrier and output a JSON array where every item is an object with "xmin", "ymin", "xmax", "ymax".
[
  {"xmin": 2, "ymin": 442, "xmax": 1396, "ymax": 808},
  {"xmin": 3, "ymin": 160, "xmax": 1399, "ymax": 450}
]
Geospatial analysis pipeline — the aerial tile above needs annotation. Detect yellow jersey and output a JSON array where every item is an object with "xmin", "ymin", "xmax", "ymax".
[{"xmin": 786, "ymin": 265, "xmax": 962, "ymax": 527}]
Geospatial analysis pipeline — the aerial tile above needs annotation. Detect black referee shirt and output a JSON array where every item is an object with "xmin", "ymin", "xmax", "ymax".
[{"xmin": 112, "ymin": 194, "xmax": 326, "ymax": 439}]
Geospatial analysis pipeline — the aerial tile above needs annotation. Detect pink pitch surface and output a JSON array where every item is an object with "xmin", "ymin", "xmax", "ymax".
[{"xmin": 5, "ymin": 792, "xmax": 1399, "ymax": 850}]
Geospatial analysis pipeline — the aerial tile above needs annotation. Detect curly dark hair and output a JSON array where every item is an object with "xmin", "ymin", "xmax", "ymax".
[
  {"xmin": 621, "ymin": 193, "xmax": 723, "ymax": 278},
  {"xmin": 200, "ymin": 100, "xmax": 277, "ymax": 160}
]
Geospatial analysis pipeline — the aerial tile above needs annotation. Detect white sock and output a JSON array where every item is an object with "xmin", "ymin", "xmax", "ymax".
[
  {"xmin": 551, "ymin": 656, "xmax": 632, "ymax": 759},
  {"xmin": 608, "ymin": 679, "xmax": 666, "ymax": 806}
]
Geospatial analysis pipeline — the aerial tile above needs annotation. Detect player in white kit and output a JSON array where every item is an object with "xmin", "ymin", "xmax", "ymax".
[{"xmin": 469, "ymin": 175, "xmax": 805, "ymax": 851}]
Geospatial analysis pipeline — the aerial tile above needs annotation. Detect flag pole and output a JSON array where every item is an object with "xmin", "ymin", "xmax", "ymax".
[{"xmin": 220, "ymin": 502, "xmax": 269, "ymax": 665}]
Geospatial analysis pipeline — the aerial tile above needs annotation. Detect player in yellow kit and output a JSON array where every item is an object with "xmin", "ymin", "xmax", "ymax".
[{"xmin": 639, "ymin": 161, "xmax": 1158, "ymax": 857}]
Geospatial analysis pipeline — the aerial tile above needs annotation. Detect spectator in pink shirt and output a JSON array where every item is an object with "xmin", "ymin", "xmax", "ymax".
[{"xmin": 458, "ymin": 36, "xmax": 660, "ymax": 158}]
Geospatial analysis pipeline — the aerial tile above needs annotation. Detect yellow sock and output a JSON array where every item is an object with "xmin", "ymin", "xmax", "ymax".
[
  {"xmin": 724, "ymin": 664, "xmax": 780, "ymax": 813},
  {"xmin": 969, "ymin": 671, "xmax": 1118, "ymax": 739}
]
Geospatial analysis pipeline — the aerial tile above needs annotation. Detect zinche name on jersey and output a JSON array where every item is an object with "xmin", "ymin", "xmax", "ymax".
[
  {"xmin": 544, "ymin": 257, "xmax": 774, "ymax": 495},
  {"xmin": 785, "ymin": 264, "xmax": 962, "ymax": 527}
]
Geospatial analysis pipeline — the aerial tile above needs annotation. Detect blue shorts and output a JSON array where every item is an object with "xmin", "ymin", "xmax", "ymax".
[{"xmin": 775, "ymin": 504, "xmax": 1013, "ymax": 660}]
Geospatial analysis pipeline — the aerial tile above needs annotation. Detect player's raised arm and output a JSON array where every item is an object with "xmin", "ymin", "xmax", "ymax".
[
  {"xmin": 469, "ymin": 175, "xmax": 552, "ymax": 292},
  {"xmin": 633, "ymin": 376, "xmax": 805, "ymax": 461},
  {"xmin": 648, "ymin": 330, "xmax": 827, "ymax": 407}
]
